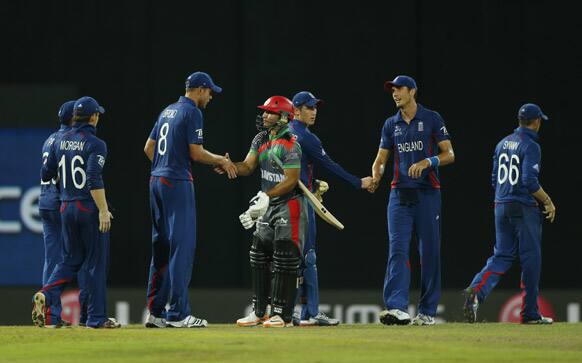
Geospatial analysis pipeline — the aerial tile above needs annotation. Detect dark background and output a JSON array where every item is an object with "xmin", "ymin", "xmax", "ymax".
[{"xmin": 1, "ymin": 1, "xmax": 579, "ymax": 290}]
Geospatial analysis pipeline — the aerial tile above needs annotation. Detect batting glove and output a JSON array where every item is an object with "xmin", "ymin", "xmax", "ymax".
[
  {"xmin": 239, "ymin": 211, "xmax": 256, "ymax": 230},
  {"xmin": 314, "ymin": 180, "xmax": 329, "ymax": 203},
  {"xmin": 247, "ymin": 191, "xmax": 269, "ymax": 219}
]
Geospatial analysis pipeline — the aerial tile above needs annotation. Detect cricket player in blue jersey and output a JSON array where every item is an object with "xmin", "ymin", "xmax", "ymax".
[
  {"xmin": 464, "ymin": 103, "xmax": 556, "ymax": 324},
  {"xmin": 370, "ymin": 75, "xmax": 455, "ymax": 325},
  {"xmin": 33, "ymin": 96, "xmax": 119, "ymax": 329},
  {"xmin": 288, "ymin": 91, "xmax": 373, "ymax": 326},
  {"xmin": 39, "ymin": 100, "xmax": 88, "ymax": 326},
  {"xmin": 143, "ymin": 71, "xmax": 237, "ymax": 328}
]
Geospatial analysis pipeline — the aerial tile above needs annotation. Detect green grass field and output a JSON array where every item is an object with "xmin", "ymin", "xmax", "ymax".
[{"xmin": 1, "ymin": 323, "xmax": 581, "ymax": 363}]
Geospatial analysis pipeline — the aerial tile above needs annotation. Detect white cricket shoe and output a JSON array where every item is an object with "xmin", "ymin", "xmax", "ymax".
[
  {"xmin": 411, "ymin": 313, "xmax": 436, "ymax": 326},
  {"xmin": 262, "ymin": 315, "xmax": 292, "ymax": 328},
  {"xmin": 166, "ymin": 315, "xmax": 208, "ymax": 328},
  {"xmin": 300, "ymin": 312, "xmax": 340, "ymax": 326},
  {"xmin": 145, "ymin": 313, "xmax": 167, "ymax": 328},
  {"xmin": 379, "ymin": 309, "xmax": 411, "ymax": 325},
  {"xmin": 523, "ymin": 316, "xmax": 554, "ymax": 325},
  {"xmin": 236, "ymin": 311, "xmax": 268, "ymax": 327}
]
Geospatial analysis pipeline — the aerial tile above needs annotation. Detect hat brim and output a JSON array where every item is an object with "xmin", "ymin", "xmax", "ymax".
[
  {"xmin": 384, "ymin": 81, "xmax": 409, "ymax": 91},
  {"xmin": 541, "ymin": 114, "xmax": 548, "ymax": 121},
  {"xmin": 98, "ymin": 106, "xmax": 105, "ymax": 114},
  {"xmin": 211, "ymin": 85, "xmax": 222, "ymax": 93},
  {"xmin": 299, "ymin": 98, "xmax": 324, "ymax": 108}
]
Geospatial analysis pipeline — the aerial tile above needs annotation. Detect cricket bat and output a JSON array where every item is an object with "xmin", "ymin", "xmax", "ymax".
[{"xmin": 271, "ymin": 154, "xmax": 344, "ymax": 230}]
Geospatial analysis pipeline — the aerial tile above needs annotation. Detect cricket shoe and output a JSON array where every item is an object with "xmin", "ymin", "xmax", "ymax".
[
  {"xmin": 32, "ymin": 292, "xmax": 47, "ymax": 328},
  {"xmin": 45, "ymin": 320, "xmax": 73, "ymax": 329},
  {"xmin": 87, "ymin": 318, "xmax": 121, "ymax": 329},
  {"xmin": 236, "ymin": 311, "xmax": 268, "ymax": 327},
  {"xmin": 262, "ymin": 315, "xmax": 292, "ymax": 328},
  {"xmin": 167, "ymin": 315, "xmax": 208, "ymax": 328},
  {"xmin": 379, "ymin": 309, "xmax": 411, "ymax": 326},
  {"xmin": 463, "ymin": 288, "xmax": 479, "ymax": 323},
  {"xmin": 292, "ymin": 312, "xmax": 301, "ymax": 326},
  {"xmin": 522, "ymin": 316, "xmax": 554, "ymax": 325},
  {"xmin": 300, "ymin": 312, "xmax": 340, "ymax": 326},
  {"xmin": 411, "ymin": 313, "xmax": 436, "ymax": 326},
  {"xmin": 145, "ymin": 313, "xmax": 167, "ymax": 328}
]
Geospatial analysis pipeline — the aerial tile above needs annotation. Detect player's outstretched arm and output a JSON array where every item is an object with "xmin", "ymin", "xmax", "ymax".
[
  {"xmin": 214, "ymin": 152, "xmax": 258, "ymax": 177},
  {"xmin": 234, "ymin": 152, "xmax": 259, "ymax": 176},
  {"xmin": 144, "ymin": 138, "xmax": 155, "ymax": 162},
  {"xmin": 189, "ymin": 144, "xmax": 237, "ymax": 179},
  {"xmin": 370, "ymin": 148, "xmax": 390, "ymax": 193},
  {"xmin": 302, "ymin": 133, "xmax": 362, "ymax": 189}
]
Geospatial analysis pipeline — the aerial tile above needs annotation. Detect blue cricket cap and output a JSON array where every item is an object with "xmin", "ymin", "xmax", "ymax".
[
  {"xmin": 384, "ymin": 75, "xmax": 417, "ymax": 91},
  {"xmin": 518, "ymin": 103, "xmax": 548, "ymax": 121},
  {"xmin": 185, "ymin": 72, "xmax": 222, "ymax": 93},
  {"xmin": 292, "ymin": 91, "xmax": 324, "ymax": 108},
  {"xmin": 73, "ymin": 96, "xmax": 105, "ymax": 117},
  {"xmin": 58, "ymin": 100, "xmax": 76, "ymax": 124}
]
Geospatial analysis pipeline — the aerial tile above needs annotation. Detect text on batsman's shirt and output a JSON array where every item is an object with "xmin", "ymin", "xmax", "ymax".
[
  {"xmin": 42, "ymin": 123, "xmax": 107, "ymax": 202},
  {"xmin": 149, "ymin": 96, "xmax": 203, "ymax": 181},
  {"xmin": 492, "ymin": 127, "xmax": 541, "ymax": 206},
  {"xmin": 288, "ymin": 120, "xmax": 360, "ymax": 191},
  {"xmin": 379, "ymin": 104, "xmax": 450, "ymax": 189},
  {"xmin": 249, "ymin": 127, "xmax": 301, "ymax": 194},
  {"xmin": 39, "ymin": 125, "xmax": 71, "ymax": 210}
]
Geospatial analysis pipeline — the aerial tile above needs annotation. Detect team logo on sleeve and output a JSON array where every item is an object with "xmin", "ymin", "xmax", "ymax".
[
  {"xmin": 287, "ymin": 151, "xmax": 299, "ymax": 160},
  {"xmin": 195, "ymin": 129, "xmax": 203, "ymax": 138},
  {"xmin": 440, "ymin": 126, "xmax": 449, "ymax": 135},
  {"xmin": 97, "ymin": 155, "xmax": 106, "ymax": 168}
]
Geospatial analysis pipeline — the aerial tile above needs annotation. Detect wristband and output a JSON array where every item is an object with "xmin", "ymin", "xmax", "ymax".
[{"xmin": 426, "ymin": 156, "xmax": 440, "ymax": 167}]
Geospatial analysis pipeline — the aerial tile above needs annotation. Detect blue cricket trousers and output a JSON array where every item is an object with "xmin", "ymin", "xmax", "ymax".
[
  {"xmin": 298, "ymin": 203, "xmax": 319, "ymax": 319},
  {"xmin": 383, "ymin": 188, "xmax": 441, "ymax": 317},
  {"xmin": 146, "ymin": 176, "xmax": 197, "ymax": 322},
  {"xmin": 42, "ymin": 200, "xmax": 109, "ymax": 327},
  {"xmin": 468, "ymin": 202, "xmax": 542, "ymax": 321}
]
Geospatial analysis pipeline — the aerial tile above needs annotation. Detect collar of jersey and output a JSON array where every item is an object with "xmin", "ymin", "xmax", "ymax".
[
  {"xmin": 58, "ymin": 124, "xmax": 70, "ymax": 131},
  {"xmin": 73, "ymin": 122, "xmax": 96, "ymax": 134},
  {"xmin": 394, "ymin": 103, "xmax": 426, "ymax": 123},
  {"xmin": 515, "ymin": 126, "xmax": 539, "ymax": 140},
  {"xmin": 289, "ymin": 119, "xmax": 308, "ymax": 131},
  {"xmin": 178, "ymin": 96, "xmax": 197, "ymax": 107},
  {"xmin": 269, "ymin": 126, "xmax": 290, "ymax": 141}
]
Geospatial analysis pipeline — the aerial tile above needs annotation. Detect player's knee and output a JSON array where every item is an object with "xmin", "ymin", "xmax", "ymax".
[
  {"xmin": 304, "ymin": 248, "xmax": 316, "ymax": 267},
  {"xmin": 250, "ymin": 236, "xmax": 270, "ymax": 268},
  {"xmin": 273, "ymin": 240, "xmax": 301, "ymax": 273}
]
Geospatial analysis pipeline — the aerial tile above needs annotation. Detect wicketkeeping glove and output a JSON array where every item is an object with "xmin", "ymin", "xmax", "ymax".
[
  {"xmin": 247, "ymin": 191, "xmax": 269, "ymax": 219},
  {"xmin": 313, "ymin": 179, "xmax": 329, "ymax": 203}
]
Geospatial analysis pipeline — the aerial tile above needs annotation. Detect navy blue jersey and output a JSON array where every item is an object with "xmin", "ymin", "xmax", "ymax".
[
  {"xmin": 42, "ymin": 123, "xmax": 107, "ymax": 202},
  {"xmin": 492, "ymin": 127, "xmax": 541, "ymax": 206},
  {"xmin": 39, "ymin": 125, "xmax": 71, "ymax": 210},
  {"xmin": 289, "ymin": 120, "xmax": 360, "ymax": 191},
  {"xmin": 379, "ymin": 104, "xmax": 450, "ymax": 189},
  {"xmin": 148, "ymin": 96, "xmax": 203, "ymax": 181}
]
